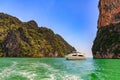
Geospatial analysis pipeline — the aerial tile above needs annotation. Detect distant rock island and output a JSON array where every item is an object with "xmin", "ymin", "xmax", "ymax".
[
  {"xmin": 92, "ymin": 0, "xmax": 120, "ymax": 58},
  {"xmin": 0, "ymin": 13, "xmax": 75, "ymax": 57}
]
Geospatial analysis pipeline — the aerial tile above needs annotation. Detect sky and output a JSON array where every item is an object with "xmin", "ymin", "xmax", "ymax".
[{"xmin": 0, "ymin": 0, "xmax": 99, "ymax": 57}]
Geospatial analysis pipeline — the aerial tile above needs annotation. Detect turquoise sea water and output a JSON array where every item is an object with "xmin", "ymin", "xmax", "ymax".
[{"xmin": 0, "ymin": 58, "xmax": 120, "ymax": 80}]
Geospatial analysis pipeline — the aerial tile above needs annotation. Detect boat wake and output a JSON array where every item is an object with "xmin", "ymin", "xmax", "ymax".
[
  {"xmin": 0, "ymin": 61, "xmax": 36, "ymax": 80},
  {"xmin": 0, "ymin": 61, "xmax": 83, "ymax": 80},
  {"xmin": 33, "ymin": 62, "xmax": 83, "ymax": 80}
]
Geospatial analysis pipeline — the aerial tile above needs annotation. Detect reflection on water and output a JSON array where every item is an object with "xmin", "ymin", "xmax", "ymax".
[{"xmin": 0, "ymin": 58, "xmax": 120, "ymax": 80}]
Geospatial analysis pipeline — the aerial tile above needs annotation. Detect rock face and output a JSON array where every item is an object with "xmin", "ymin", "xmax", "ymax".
[
  {"xmin": 0, "ymin": 13, "xmax": 75, "ymax": 57},
  {"xmin": 92, "ymin": 0, "xmax": 120, "ymax": 58},
  {"xmin": 98, "ymin": 0, "xmax": 120, "ymax": 28}
]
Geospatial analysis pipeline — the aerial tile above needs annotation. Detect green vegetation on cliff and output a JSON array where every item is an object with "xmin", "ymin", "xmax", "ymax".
[
  {"xmin": 0, "ymin": 13, "xmax": 75, "ymax": 57},
  {"xmin": 92, "ymin": 23, "xmax": 120, "ymax": 58}
]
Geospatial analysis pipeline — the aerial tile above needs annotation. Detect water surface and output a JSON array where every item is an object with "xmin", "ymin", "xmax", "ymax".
[{"xmin": 0, "ymin": 58, "xmax": 120, "ymax": 80}]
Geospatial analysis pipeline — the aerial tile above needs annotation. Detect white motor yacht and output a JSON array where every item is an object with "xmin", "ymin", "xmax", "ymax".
[{"xmin": 65, "ymin": 52, "xmax": 85, "ymax": 60}]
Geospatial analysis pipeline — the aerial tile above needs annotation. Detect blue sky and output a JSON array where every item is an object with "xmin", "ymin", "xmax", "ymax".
[{"xmin": 0, "ymin": 0, "xmax": 99, "ymax": 57}]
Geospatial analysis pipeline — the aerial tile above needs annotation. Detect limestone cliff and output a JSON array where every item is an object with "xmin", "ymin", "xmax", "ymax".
[
  {"xmin": 98, "ymin": 0, "xmax": 120, "ymax": 28},
  {"xmin": 0, "ymin": 13, "xmax": 75, "ymax": 57},
  {"xmin": 92, "ymin": 0, "xmax": 120, "ymax": 58}
]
